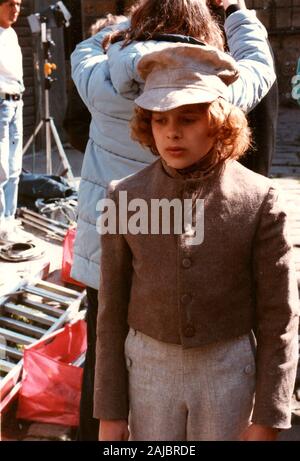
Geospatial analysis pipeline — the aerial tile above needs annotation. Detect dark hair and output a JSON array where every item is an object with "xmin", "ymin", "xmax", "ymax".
[{"xmin": 103, "ymin": 0, "xmax": 224, "ymax": 51}]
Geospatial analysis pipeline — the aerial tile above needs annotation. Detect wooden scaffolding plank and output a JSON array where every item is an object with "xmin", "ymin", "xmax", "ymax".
[
  {"xmin": 35, "ymin": 280, "xmax": 81, "ymax": 298},
  {"xmin": 0, "ymin": 318, "xmax": 46, "ymax": 339},
  {"xmin": 23, "ymin": 298, "xmax": 65, "ymax": 317},
  {"xmin": 0, "ymin": 343, "xmax": 23, "ymax": 361},
  {"xmin": 0, "ymin": 327, "xmax": 34, "ymax": 345},
  {"xmin": 0, "ymin": 359, "xmax": 15, "ymax": 373},
  {"xmin": 24, "ymin": 286, "xmax": 74, "ymax": 306},
  {"xmin": 3, "ymin": 303, "xmax": 57, "ymax": 327}
]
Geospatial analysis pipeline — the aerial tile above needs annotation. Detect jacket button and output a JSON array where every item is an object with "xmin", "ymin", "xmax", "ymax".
[
  {"xmin": 182, "ymin": 258, "xmax": 192, "ymax": 268},
  {"xmin": 244, "ymin": 364, "xmax": 254, "ymax": 375},
  {"xmin": 184, "ymin": 326, "xmax": 195, "ymax": 337},
  {"xmin": 181, "ymin": 294, "xmax": 192, "ymax": 305},
  {"xmin": 126, "ymin": 357, "xmax": 133, "ymax": 368}
]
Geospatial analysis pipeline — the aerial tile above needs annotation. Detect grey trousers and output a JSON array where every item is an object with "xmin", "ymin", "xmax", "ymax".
[{"xmin": 125, "ymin": 328, "xmax": 256, "ymax": 441}]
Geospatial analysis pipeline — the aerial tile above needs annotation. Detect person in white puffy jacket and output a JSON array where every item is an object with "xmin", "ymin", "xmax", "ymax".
[{"xmin": 71, "ymin": 0, "xmax": 276, "ymax": 440}]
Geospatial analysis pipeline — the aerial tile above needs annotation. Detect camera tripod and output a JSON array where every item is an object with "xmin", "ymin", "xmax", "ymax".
[{"xmin": 23, "ymin": 22, "xmax": 74, "ymax": 180}]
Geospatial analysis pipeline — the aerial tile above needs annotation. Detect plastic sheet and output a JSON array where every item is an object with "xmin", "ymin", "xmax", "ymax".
[
  {"xmin": 61, "ymin": 226, "xmax": 85, "ymax": 287},
  {"xmin": 17, "ymin": 320, "xmax": 87, "ymax": 427}
]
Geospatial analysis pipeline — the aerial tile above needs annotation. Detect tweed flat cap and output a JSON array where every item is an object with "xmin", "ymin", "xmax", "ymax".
[{"xmin": 135, "ymin": 42, "xmax": 239, "ymax": 111}]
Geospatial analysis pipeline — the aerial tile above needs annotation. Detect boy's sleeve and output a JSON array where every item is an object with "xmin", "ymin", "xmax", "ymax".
[
  {"xmin": 225, "ymin": 9, "xmax": 276, "ymax": 113},
  {"xmin": 93, "ymin": 184, "xmax": 133, "ymax": 420},
  {"xmin": 252, "ymin": 186, "xmax": 299, "ymax": 429}
]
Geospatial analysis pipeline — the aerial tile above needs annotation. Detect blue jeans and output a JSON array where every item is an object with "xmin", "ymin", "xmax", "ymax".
[{"xmin": 0, "ymin": 97, "xmax": 23, "ymax": 220}]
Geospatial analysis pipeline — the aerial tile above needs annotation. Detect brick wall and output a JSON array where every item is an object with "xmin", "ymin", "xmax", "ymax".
[
  {"xmin": 247, "ymin": 0, "xmax": 300, "ymax": 29},
  {"xmin": 247, "ymin": 0, "xmax": 300, "ymax": 103},
  {"xmin": 269, "ymin": 34, "xmax": 300, "ymax": 103},
  {"xmin": 14, "ymin": 0, "xmax": 68, "ymax": 147},
  {"xmin": 81, "ymin": 0, "xmax": 133, "ymax": 37}
]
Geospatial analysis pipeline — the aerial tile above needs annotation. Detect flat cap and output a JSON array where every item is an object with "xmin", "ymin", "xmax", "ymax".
[{"xmin": 135, "ymin": 42, "xmax": 239, "ymax": 111}]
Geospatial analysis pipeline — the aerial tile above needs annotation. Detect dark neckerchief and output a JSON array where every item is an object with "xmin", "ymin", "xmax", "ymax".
[
  {"xmin": 161, "ymin": 150, "xmax": 224, "ymax": 180},
  {"xmin": 177, "ymin": 149, "xmax": 217, "ymax": 177}
]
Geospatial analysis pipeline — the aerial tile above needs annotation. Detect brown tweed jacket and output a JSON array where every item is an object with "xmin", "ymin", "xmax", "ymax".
[{"xmin": 94, "ymin": 158, "xmax": 299, "ymax": 429}]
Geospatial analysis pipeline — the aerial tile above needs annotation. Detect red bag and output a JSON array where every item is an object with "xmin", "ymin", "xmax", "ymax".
[
  {"xmin": 17, "ymin": 320, "xmax": 87, "ymax": 427},
  {"xmin": 61, "ymin": 226, "xmax": 85, "ymax": 287}
]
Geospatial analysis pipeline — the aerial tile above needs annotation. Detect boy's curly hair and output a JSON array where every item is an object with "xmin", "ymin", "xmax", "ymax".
[{"xmin": 131, "ymin": 99, "xmax": 252, "ymax": 162}]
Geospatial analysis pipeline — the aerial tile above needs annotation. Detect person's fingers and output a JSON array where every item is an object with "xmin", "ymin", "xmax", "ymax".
[{"xmin": 207, "ymin": 0, "xmax": 223, "ymax": 7}]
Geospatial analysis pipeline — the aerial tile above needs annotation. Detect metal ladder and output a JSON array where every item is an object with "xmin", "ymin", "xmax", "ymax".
[{"xmin": 0, "ymin": 280, "xmax": 86, "ymax": 414}]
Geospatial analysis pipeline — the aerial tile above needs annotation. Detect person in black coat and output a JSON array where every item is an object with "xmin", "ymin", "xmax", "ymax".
[{"xmin": 207, "ymin": 0, "xmax": 278, "ymax": 177}]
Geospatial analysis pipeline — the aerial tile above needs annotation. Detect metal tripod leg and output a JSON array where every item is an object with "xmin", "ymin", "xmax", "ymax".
[
  {"xmin": 22, "ymin": 120, "xmax": 43, "ymax": 156},
  {"xmin": 50, "ymin": 118, "xmax": 74, "ymax": 181},
  {"xmin": 22, "ymin": 117, "xmax": 74, "ymax": 180},
  {"xmin": 45, "ymin": 118, "xmax": 52, "ymax": 175}
]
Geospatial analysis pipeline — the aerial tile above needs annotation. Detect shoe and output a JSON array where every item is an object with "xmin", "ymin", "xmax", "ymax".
[{"xmin": 0, "ymin": 220, "xmax": 33, "ymax": 244}]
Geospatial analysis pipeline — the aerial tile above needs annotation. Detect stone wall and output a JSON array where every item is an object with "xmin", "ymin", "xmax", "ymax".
[
  {"xmin": 270, "ymin": 33, "xmax": 300, "ymax": 104},
  {"xmin": 247, "ymin": 0, "xmax": 300, "ymax": 104},
  {"xmin": 248, "ymin": 0, "xmax": 300, "ymax": 30},
  {"xmin": 81, "ymin": 0, "xmax": 133, "ymax": 37}
]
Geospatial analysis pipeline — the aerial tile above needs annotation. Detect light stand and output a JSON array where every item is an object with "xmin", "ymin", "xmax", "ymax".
[{"xmin": 23, "ymin": 21, "xmax": 74, "ymax": 180}]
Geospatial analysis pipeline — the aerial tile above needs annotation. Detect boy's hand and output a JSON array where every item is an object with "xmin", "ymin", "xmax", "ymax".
[
  {"xmin": 240, "ymin": 423, "xmax": 280, "ymax": 441},
  {"xmin": 99, "ymin": 419, "xmax": 129, "ymax": 441}
]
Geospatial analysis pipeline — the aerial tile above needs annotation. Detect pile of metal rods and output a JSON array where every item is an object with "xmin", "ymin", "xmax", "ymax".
[{"xmin": 17, "ymin": 208, "xmax": 69, "ymax": 242}]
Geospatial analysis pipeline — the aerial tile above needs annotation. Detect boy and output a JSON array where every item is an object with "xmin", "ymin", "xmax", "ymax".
[{"xmin": 94, "ymin": 41, "xmax": 299, "ymax": 442}]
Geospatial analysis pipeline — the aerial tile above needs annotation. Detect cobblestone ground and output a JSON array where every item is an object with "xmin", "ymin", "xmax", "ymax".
[
  {"xmin": 271, "ymin": 105, "xmax": 300, "ymax": 273},
  {"xmin": 270, "ymin": 105, "xmax": 300, "ymax": 441},
  {"xmin": 271, "ymin": 106, "xmax": 300, "ymax": 178},
  {"xmin": 1, "ymin": 106, "xmax": 300, "ymax": 441}
]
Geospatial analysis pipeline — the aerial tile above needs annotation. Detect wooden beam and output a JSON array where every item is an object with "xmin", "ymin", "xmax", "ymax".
[
  {"xmin": 4, "ymin": 303, "xmax": 57, "ymax": 327},
  {"xmin": 0, "ymin": 343, "xmax": 23, "ymax": 361},
  {"xmin": 22, "ymin": 298, "xmax": 65, "ymax": 318},
  {"xmin": 0, "ymin": 327, "xmax": 34, "ymax": 345},
  {"xmin": 0, "ymin": 318, "xmax": 46, "ymax": 339},
  {"xmin": 0, "ymin": 359, "xmax": 15, "ymax": 373}
]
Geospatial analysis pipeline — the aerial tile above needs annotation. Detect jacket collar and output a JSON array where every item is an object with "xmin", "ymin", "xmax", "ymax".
[{"xmin": 160, "ymin": 150, "xmax": 225, "ymax": 181}]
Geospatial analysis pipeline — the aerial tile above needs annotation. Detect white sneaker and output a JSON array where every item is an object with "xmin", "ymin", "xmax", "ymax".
[
  {"xmin": 0, "ymin": 219, "xmax": 33, "ymax": 244},
  {"xmin": 0, "ymin": 219, "xmax": 9, "ymax": 244}
]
